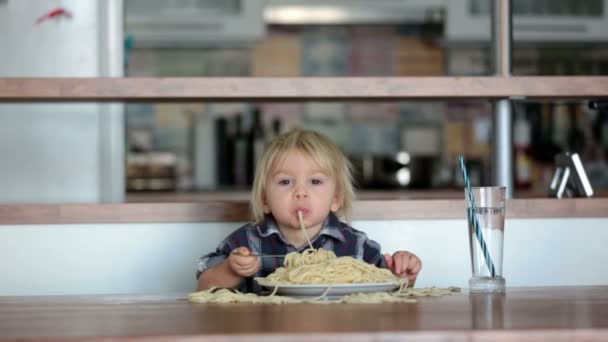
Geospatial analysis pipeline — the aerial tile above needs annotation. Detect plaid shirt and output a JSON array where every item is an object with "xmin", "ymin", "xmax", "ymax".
[{"xmin": 197, "ymin": 212, "xmax": 387, "ymax": 293}]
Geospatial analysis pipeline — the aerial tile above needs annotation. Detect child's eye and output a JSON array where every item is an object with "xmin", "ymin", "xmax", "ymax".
[
  {"xmin": 278, "ymin": 179, "xmax": 291, "ymax": 186},
  {"xmin": 311, "ymin": 179, "xmax": 323, "ymax": 185}
]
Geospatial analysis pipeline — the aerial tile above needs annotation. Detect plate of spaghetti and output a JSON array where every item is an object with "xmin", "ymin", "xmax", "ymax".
[{"xmin": 254, "ymin": 248, "xmax": 404, "ymax": 298}]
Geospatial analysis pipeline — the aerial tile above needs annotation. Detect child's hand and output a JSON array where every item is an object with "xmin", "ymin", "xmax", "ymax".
[
  {"xmin": 384, "ymin": 251, "xmax": 422, "ymax": 286},
  {"xmin": 227, "ymin": 247, "xmax": 261, "ymax": 277}
]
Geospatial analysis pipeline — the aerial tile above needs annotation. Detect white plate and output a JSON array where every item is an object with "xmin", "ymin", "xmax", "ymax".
[{"xmin": 255, "ymin": 279, "xmax": 399, "ymax": 298}]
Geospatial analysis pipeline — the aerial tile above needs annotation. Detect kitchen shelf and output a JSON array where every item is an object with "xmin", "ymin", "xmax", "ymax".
[
  {"xmin": 1, "ymin": 76, "xmax": 607, "ymax": 102},
  {"xmin": 0, "ymin": 198, "xmax": 606, "ymax": 224}
]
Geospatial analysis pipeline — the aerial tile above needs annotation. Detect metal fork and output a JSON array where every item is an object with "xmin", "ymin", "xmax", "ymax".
[{"xmin": 230, "ymin": 251, "xmax": 286, "ymax": 258}]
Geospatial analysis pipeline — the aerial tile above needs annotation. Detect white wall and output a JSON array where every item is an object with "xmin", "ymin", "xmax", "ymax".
[
  {"xmin": 0, "ymin": 0, "xmax": 124, "ymax": 203},
  {"xmin": 0, "ymin": 217, "xmax": 606, "ymax": 296}
]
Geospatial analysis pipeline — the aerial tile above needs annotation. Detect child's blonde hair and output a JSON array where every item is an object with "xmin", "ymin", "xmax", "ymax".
[{"xmin": 251, "ymin": 129, "xmax": 355, "ymax": 224}]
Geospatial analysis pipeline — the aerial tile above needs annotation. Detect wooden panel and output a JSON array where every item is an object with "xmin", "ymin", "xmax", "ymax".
[
  {"xmin": 1, "ymin": 77, "xmax": 608, "ymax": 102},
  {"xmin": 0, "ymin": 198, "xmax": 606, "ymax": 225},
  {"xmin": 353, "ymin": 198, "xmax": 608, "ymax": 220},
  {"xmin": 0, "ymin": 287, "xmax": 608, "ymax": 341},
  {"xmin": 0, "ymin": 202, "xmax": 250, "ymax": 225},
  {"xmin": 125, "ymin": 189, "xmax": 467, "ymax": 202}
]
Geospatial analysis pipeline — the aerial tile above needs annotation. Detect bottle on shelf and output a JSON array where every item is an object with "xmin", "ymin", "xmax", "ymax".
[
  {"xmin": 266, "ymin": 118, "xmax": 282, "ymax": 144},
  {"xmin": 215, "ymin": 116, "xmax": 234, "ymax": 186},
  {"xmin": 552, "ymin": 102, "xmax": 569, "ymax": 150},
  {"xmin": 233, "ymin": 113, "xmax": 250, "ymax": 187},
  {"xmin": 249, "ymin": 107, "xmax": 266, "ymax": 184},
  {"xmin": 590, "ymin": 101, "xmax": 608, "ymax": 160},
  {"xmin": 531, "ymin": 103, "xmax": 561, "ymax": 163},
  {"xmin": 513, "ymin": 110, "xmax": 532, "ymax": 190},
  {"xmin": 567, "ymin": 102, "xmax": 585, "ymax": 154}
]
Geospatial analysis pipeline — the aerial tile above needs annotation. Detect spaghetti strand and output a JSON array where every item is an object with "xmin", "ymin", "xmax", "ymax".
[{"xmin": 298, "ymin": 210, "xmax": 314, "ymax": 250}]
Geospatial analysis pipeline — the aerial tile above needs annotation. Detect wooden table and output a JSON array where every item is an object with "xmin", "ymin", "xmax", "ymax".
[{"xmin": 1, "ymin": 286, "xmax": 608, "ymax": 341}]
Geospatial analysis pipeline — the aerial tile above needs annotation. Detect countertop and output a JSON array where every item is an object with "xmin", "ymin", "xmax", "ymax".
[{"xmin": 1, "ymin": 286, "xmax": 608, "ymax": 341}]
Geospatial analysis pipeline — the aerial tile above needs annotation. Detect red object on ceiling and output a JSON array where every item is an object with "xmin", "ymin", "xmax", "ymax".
[{"xmin": 35, "ymin": 7, "xmax": 73, "ymax": 25}]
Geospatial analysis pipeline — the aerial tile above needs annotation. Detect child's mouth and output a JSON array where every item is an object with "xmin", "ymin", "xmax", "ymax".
[{"xmin": 295, "ymin": 208, "xmax": 310, "ymax": 217}]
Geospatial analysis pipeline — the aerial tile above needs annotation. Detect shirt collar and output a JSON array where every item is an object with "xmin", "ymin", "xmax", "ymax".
[
  {"xmin": 256, "ymin": 212, "xmax": 346, "ymax": 243},
  {"xmin": 257, "ymin": 215, "xmax": 281, "ymax": 238}
]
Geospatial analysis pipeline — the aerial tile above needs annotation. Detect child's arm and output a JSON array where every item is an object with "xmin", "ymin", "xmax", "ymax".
[
  {"xmin": 384, "ymin": 251, "xmax": 422, "ymax": 287},
  {"xmin": 197, "ymin": 247, "xmax": 261, "ymax": 291}
]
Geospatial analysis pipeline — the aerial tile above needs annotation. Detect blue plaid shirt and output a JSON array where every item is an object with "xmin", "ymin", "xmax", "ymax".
[{"xmin": 197, "ymin": 212, "xmax": 387, "ymax": 293}]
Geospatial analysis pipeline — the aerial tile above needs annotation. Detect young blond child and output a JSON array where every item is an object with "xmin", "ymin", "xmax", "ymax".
[{"xmin": 196, "ymin": 129, "xmax": 422, "ymax": 293}]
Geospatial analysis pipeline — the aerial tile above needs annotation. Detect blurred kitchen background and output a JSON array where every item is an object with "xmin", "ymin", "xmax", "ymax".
[
  {"xmin": 1, "ymin": 0, "xmax": 608, "ymax": 203},
  {"xmin": 123, "ymin": 0, "xmax": 608, "ymax": 199}
]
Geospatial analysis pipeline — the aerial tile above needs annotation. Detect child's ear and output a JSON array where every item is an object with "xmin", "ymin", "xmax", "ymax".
[{"xmin": 330, "ymin": 191, "xmax": 343, "ymax": 213}]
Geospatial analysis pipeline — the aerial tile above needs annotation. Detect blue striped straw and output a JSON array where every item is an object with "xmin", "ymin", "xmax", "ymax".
[{"xmin": 459, "ymin": 156, "xmax": 496, "ymax": 277}]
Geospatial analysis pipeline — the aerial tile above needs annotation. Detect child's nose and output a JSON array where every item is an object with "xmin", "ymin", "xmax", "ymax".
[{"xmin": 293, "ymin": 187, "xmax": 308, "ymax": 199}]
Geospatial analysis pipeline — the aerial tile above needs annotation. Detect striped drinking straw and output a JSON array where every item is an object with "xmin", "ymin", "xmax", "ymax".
[{"xmin": 459, "ymin": 156, "xmax": 496, "ymax": 277}]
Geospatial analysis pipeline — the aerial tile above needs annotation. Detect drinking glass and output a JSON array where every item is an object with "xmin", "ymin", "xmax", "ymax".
[{"xmin": 465, "ymin": 186, "xmax": 506, "ymax": 293}]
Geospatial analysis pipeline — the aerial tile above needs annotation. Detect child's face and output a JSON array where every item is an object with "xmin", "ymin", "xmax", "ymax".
[{"xmin": 263, "ymin": 149, "xmax": 341, "ymax": 233}]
